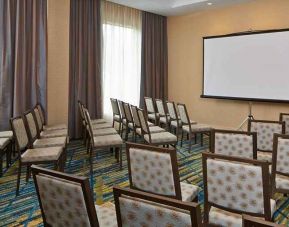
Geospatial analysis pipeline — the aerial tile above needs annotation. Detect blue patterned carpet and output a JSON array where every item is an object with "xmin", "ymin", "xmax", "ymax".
[{"xmin": 0, "ymin": 136, "xmax": 288, "ymax": 226}]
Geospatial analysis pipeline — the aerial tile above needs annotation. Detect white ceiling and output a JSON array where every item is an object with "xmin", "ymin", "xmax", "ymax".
[{"xmin": 108, "ymin": 0, "xmax": 253, "ymax": 16}]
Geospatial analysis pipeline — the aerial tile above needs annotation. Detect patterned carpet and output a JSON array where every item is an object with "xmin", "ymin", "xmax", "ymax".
[{"xmin": 0, "ymin": 136, "xmax": 288, "ymax": 226}]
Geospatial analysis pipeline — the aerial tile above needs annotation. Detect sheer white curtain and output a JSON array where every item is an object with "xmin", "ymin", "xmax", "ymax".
[{"xmin": 101, "ymin": 1, "xmax": 142, "ymax": 120}]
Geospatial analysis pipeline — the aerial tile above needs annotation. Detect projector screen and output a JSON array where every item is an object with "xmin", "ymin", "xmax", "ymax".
[{"xmin": 202, "ymin": 29, "xmax": 289, "ymax": 102}]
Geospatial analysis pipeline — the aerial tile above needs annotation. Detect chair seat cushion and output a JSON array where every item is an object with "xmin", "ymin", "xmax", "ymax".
[
  {"xmin": 0, "ymin": 131, "xmax": 13, "ymax": 139},
  {"xmin": 182, "ymin": 123, "xmax": 211, "ymax": 133},
  {"xmin": 93, "ymin": 128, "xmax": 117, "ymax": 136},
  {"xmin": 209, "ymin": 199, "xmax": 276, "ymax": 227},
  {"xmin": 91, "ymin": 123, "xmax": 112, "ymax": 129},
  {"xmin": 180, "ymin": 182, "xmax": 199, "ymax": 202},
  {"xmin": 147, "ymin": 121, "xmax": 154, "ymax": 126},
  {"xmin": 93, "ymin": 134, "xmax": 122, "ymax": 148},
  {"xmin": 91, "ymin": 118, "xmax": 107, "ymax": 124},
  {"xmin": 113, "ymin": 115, "xmax": 120, "ymax": 121},
  {"xmin": 148, "ymin": 113, "xmax": 159, "ymax": 120},
  {"xmin": 40, "ymin": 129, "xmax": 68, "ymax": 138},
  {"xmin": 0, "ymin": 138, "xmax": 10, "ymax": 149},
  {"xmin": 159, "ymin": 116, "xmax": 170, "ymax": 124},
  {"xmin": 33, "ymin": 137, "xmax": 67, "ymax": 149},
  {"xmin": 276, "ymin": 174, "xmax": 289, "ymax": 190},
  {"xmin": 144, "ymin": 132, "xmax": 177, "ymax": 144},
  {"xmin": 136, "ymin": 126, "xmax": 165, "ymax": 135},
  {"xmin": 21, "ymin": 147, "xmax": 63, "ymax": 163},
  {"xmin": 43, "ymin": 123, "xmax": 67, "ymax": 131},
  {"xmin": 171, "ymin": 119, "xmax": 197, "ymax": 128},
  {"xmin": 257, "ymin": 151, "xmax": 272, "ymax": 162},
  {"xmin": 95, "ymin": 203, "xmax": 117, "ymax": 227}
]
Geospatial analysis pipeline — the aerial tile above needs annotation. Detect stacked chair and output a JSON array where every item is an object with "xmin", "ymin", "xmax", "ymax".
[
  {"xmin": 144, "ymin": 97, "xmax": 159, "ymax": 125},
  {"xmin": 110, "ymin": 98, "xmax": 122, "ymax": 133},
  {"xmin": 155, "ymin": 98, "xmax": 170, "ymax": 130}
]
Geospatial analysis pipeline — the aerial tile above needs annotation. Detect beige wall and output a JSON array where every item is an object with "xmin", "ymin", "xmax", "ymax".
[
  {"xmin": 47, "ymin": 0, "xmax": 70, "ymax": 125},
  {"xmin": 168, "ymin": 0, "xmax": 289, "ymax": 129}
]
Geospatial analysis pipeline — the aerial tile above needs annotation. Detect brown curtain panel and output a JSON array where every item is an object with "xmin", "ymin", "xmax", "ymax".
[
  {"xmin": 0, "ymin": 0, "xmax": 47, "ymax": 130},
  {"xmin": 69, "ymin": 0, "xmax": 102, "ymax": 138},
  {"xmin": 140, "ymin": 11, "xmax": 168, "ymax": 107}
]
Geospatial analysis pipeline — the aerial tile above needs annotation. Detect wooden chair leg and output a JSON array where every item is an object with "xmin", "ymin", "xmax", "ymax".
[
  {"xmin": 201, "ymin": 133, "xmax": 204, "ymax": 146},
  {"xmin": 188, "ymin": 133, "xmax": 192, "ymax": 152},
  {"xmin": 181, "ymin": 130, "xmax": 184, "ymax": 147},
  {"xmin": 194, "ymin": 133, "xmax": 197, "ymax": 144},
  {"xmin": 16, "ymin": 161, "xmax": 22, "ymax": 196},
  {"xmin": 25, "ymin": 164, "xmax": 31, "ymax": 182},
  {"xmin": 0, "ymin": 152, "xmax": 3, "ymax": 177},
  {"xmin": 118, "ymin": 147, "xmax": 122, "ymax": 170}
]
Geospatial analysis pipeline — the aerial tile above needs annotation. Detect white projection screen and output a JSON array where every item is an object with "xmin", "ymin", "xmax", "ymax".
[{"xmin": 202, "ymin": 30, "xmax": 289, "ymax": 102}]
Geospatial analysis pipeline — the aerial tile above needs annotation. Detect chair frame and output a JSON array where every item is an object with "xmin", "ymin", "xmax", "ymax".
[
  {"xmin": 202, "ymin": 152, "xmax": 272, "ymax": 224},
  {"xmin": 118, "ymin": 100, "xmax": 126, "ymax": 138},
  {"xmin": 248, "ymin": 119, "xmax": 285, "ymax": 152},
  {"xmin": 271, "ymin": 133, "xmax": 289, "ymax": 195},
  {"xmin": 113, "ymin": 186, "xmax": 202, "ymax": 227},
  {"xmin": 166, "ymin": 101, "xmax": 182, "ymax": 140},
  {"xmin": 123, "ymin": 102, "xmax": 135, "ymax": 141},
  {"xmin": 0, "ymin": 137, "xmax": 12, "ymax": 177},
  {"xmin": 110, "ymin": 98, "xmax": 122, "ymax": 133},
  {"xmin": 126, "ymin": 142, "xmax": 182, "ymax": 200},
  {"xmin": 242, "ymin": 214, "xmax": 285, "ymax": 227},
  {"xmin": 144, "ymin": 97, "xmax": 159, "ymax": 125},
  {"xmin": 31, "ymin": 165, "xmax": 99, "ymax": 227},
  {"xmin": 210, "ymin": 129, "xmax": 258, "ymax": 159},
  {"xmin": 155, "ymin": 98, "xmax": 169, "ymax": 130},
  {"xmin": 10, "ymin": 116, "xmax": 65, "ymax": 195}
]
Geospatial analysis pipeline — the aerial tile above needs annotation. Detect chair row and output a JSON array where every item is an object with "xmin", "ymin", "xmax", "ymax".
[
  {"xmin": 31, "ymin": 142, "xmax": 285, "ymax": 226},
  {"xmin": 10, "ymin": 104, "xmax": 68, "ymax": 195}
]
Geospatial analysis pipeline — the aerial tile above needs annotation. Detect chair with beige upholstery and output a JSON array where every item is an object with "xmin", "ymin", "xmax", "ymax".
[
  {"xmin": 118, "ymin": 100, "xmax": 127, "ymax": 138},
  {"xmin": 202, "ymin": 152, "xmax": 276, "ymax": 227},
  {"xmin": 123, "ymin": 102, "xmax": 135, "ymax": 141},
  {"xmin": 31, "ymin": 165, "xmax": 117, "ymax": 227},
  {"xmin": 36, "ymin": 103, "xmax": 67, "ymax": 131},
  {"xmin": 138, "ymin": 108, "xmax": 177, "ymax": 147},
  {"xmin": 113, "ymin": 186, "xmax": 202, "ymax": 227},
  {"xmin": 242, "ymin": 214, "xmax": 285, "ymax": 227},
  {"xmin": 144, "ymin": 97, "xmax": 159, "ymax": 124},
  {"xmin": 211, "ymin": 129, "xmax": 257, "ymax": 159},
  {"xmin": 177, "ymin": 103, "xmax": 212, "ymax": 151},
  {"xmin": 155, "ymin": 98, "xmax": 170, "ymax": 130},
  {"xmin": 23, "ymin": 111, "xmax": 67, "ymax": 149},
  {"xmin": 10, "ymin": 116, "xmax": 65, "ymax": 195},
  {"xmin": 126, "ymin": 142, "xmax": 199, "ymax": 202},
  {"xmin": 248, "ymin": 119, "xmax": 285, "ymax": 162},
  {"xmin": 84, "ymin": 109, "xmax": 123, "ymax": 171},
  {"xmin": 280, "ymin": 113, "xmax": 289, "ymax": 135},
  {"xmin": 271, "ymin": 134, "xmax": 289, "ymax": 196},
  {"xmin": 0, "ymin": 136, "xmax": 12, "ymax": 177},
  {"xmin": 110, "ymin": 98, "xmax": 122, "ymax": 133}
]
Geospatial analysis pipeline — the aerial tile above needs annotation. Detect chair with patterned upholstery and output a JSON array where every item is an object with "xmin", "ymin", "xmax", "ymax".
[
  {"xmin": 113, "ymin": 186, "xmax": 202, "ymax": 227},
  {"xmin": 126, "ymin": 142, "xmax": 199, "ymax": 202},
  {"xmin": 155, "ymin": 99, "xmax": 170, "ymax": 130},
  {"xmin": 110, "ymin": 98, "xmax": 122, "ymax": 133},
  {"xmin": 84, "ymin": 109, "xmax": 123, "ymax": 171},
  {"xmin": 202, "ymin": 152, "xmax": 275, "ymax": 227},
  {"xmin": 10, "ymin": 116, "xmax": 65, "ymax": 195},
  {"xmin": 279, "ymin": 113, "xmax": 289, "ymax": 135},
  {"xmin": 211, "ymin": 129, "xmax": 257, "ymax": 159},
  {"xmin": 144, "ymin": 97, "xmax": 159, "ymax": 125},
  {"xmin": 0, "ymin": 130, "xmax": 15, "ymax": 156},
  {"xmin": 242, "ymin": 214, "xmax": 285, "ymax": 227},
  {"xmin": 36, "ymin": 103, "xmax": 67, "ymax": 131},
  {"xmin": 118, "ymin": 100, "xmax": 127, "ymax": 138},
  {"xmin": 271, "ymin": 134, "xmax": 289, "ymax": 196},
  {"xmin": 31, "ymin": 165, "xmax": 117, "ymax": 227},
  {"xmin": 248, "ymin": 120, "xmax": 285, "ymax": 162},
  {"xmin": 138, "ymin": 108, "xmax": 177, "ymax": 147},
  {"xmin": 23, "ymin": 111, "xmax": 67, "ymax": 149},
  {"xmin": 177, "ymin": 103, "xmax": 212, "ymax": 151},
  {"xmin": 123, "ymin": 103, "xmax": 135, "ymax": 141},
  {"xmin": 0, "ymin": 136, "xmax": 12, "ymax": 177}
]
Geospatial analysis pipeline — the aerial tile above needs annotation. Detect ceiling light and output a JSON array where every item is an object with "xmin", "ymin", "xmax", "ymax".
[{"xmin": 207, "ymin": 2, "xmax": 212, "ymax": 5}]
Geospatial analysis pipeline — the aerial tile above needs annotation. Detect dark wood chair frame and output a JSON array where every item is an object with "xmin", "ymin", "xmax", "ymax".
[
  {"xmin": 78, "ymin": 100, "xmax": 87, "ymax": 143},
  {"xmin": 271, "ymin": 133, "xmax": 289, "ymax": 195},
  {"xmin": 31, "ymin": 165, "xmax": 100, "ymax": 227},
  {"xmin": 118, "ymin": 100, "xmax": 127, "ymax": 138},
  {"xmin": 210, "ymin": 129, "xmax": 258, "ymax": 159},
  {"xmin": 144, "ymin": 97, "xmax": 159, "ymax": 125},
  {"xmin": 279, "ymin": 113, "xmax": 289, "ymax": 134},
  {"xmin": 130, "ymin": 104, "xmax": 143, "ymax": 142},
  {"xmin": 248, "ymin": 119, "xmax": 285, "ymax": 153},
  {"xmin": 242, "ymin": 214, "xmax": 285, "ymax": 227},
  {"xmin": 177, "ymin": 103, "xmax": 211, "ymax": 151},
  {"xmin": 36, "ymin": 103, "xmax": 46, "ymax": 125},
  {"xmin": 10, "ymin": 116, "xmax": 65, "ymax": 196},
  {"xmin": 155, "ymin": 98, "xmax": 170, "ymax": 130},
  {"xmin": 123, "ymin": 102, "xmax": 135, "ymax": 141},
  {"xmin": 0, "ymin": 137, "xmax": 12, "ymax": 177},
  {"xmin": 110, "ymin": 98, "xmax": 122, "ymax": 134},
  {"xmin": 126, "ymin": 142, "xmax": 184, "ymax": 200},
  {"xmin": 202, "ymin": 152, "xmax": 272, "ymax": 224},
  {"xmin": 113, "ymin": 186, "xmax": 202, "ymax": 227},
  {"xmin": 166, "ymin": 101, "xmax": 182, "ymax": 141}
]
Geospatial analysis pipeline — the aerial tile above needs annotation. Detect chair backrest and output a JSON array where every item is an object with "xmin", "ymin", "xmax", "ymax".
[
  {"xmin": 10, "ymin": 116, "xmax": 29, "ymax": 151},
  {"xmin": 123, "ymin": 103, "xmax": 133, "ymax": 123},
  {"xmin": 177, "ymin": 103, "xmax": 190, "ymax": 125},
  {"xmin": 36, "ymin": 103, "xmax": 45, "ymax": 125},
  {"xmin": 166, "ymin": 101, "xmax": 178, "ymax": 120},
  {"xmin": 78, "ymin": 101, "xmax": 85, "ymax": 121},
  {"xmin": 211, "ymin": 129, "xmax": 257, "ymax": 159},
  {"xmin": 126, "ymin": 142, "xmax": 182, "ymax": 199},
  {"xmin": 33, "ymin": 106, "xmax": 43, "ymax": 131},
  {"xmin": 202, "ymin": 152, "xmax": 272, "ymax": 222},
  {"xmin": 113, "ymin": 186, "xmax": 202, "ymax": 227},
  {"xmin": 118, "ymin": 100, "xmax": 125, "ymax": 120},
  {"xmin": 144, "ymin": 97, "xmax": 155, "ymax": 113},
  {"xmin": 272, "ymin": 134, "xmax": 289, "ymax": 193},
  {"xmin": 137, "ymin": 108, "xmax": 150, "ymax": 135},
  {"xmin": 155, "ymin": 99, "xmax": 166, "ymax": 116},
  {"xmin": 242, "ymin": 214, "xmax": 284, "ymax": 227},
  {"xmin": 279, "ymin": 113, "xmax": 289, "ymax": 134},
  {"xmin": 248, "ymin": 120, "xmax": 285, "ymax": 152},
  {"xmin": 23, "ymin": 111, "xmax": 38, "ymax": 144},
  {"xmin": 111, "ymin": 98, "xmax": 120, "ymax": 116},
  {"xmin": 83, "ymin": 108, "xmax": 95, "ymax": 147},
  {"xmin": 31, "ymin": 165, "xmax": 99, "ymax": 227},
  {"xmin": 131, "ymin": 105, "xmax": 141, "ymax": 128}
]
